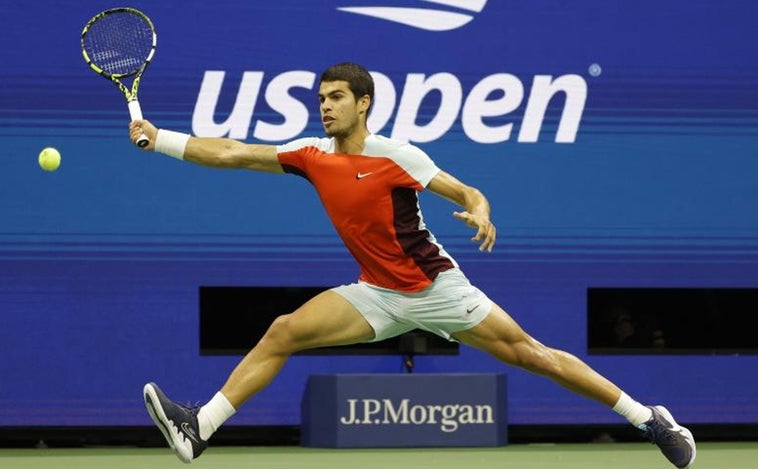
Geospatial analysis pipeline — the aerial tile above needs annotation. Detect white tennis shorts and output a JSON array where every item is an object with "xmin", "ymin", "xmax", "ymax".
[{"xmin": 331, "ymin": 268, "xmax": 492, "ymax": 342}]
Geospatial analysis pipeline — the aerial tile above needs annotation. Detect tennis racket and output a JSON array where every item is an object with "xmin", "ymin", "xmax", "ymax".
[{"xmin": 81, "ymin": 7, "xmax": 157, "ymax": 147}]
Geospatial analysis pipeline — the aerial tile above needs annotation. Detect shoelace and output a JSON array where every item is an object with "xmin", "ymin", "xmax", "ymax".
[{"xmin": 180, "ymin": 401, "xmax": 201, "ymax": 415}]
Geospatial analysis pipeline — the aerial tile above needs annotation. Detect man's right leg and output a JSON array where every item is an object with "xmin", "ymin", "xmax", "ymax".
[
  {"xmin": 219, "ymin": 290, "xmax": 375, "ymax": 407},
  {"xmin": 144, "ymin": 290, "xmax": 375, "ymax": 463}
]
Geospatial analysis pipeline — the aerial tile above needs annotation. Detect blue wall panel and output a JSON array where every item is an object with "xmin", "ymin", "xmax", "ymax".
[{"xmin": 1, "ymin": 0, "xmax": 757, "ymax": 426}]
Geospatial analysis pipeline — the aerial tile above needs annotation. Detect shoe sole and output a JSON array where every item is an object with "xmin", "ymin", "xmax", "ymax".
[
  {"xmin": 653, "ymin": 406, "xmax": 697, "ymax": 469},
  {"xmin": 143, "ymin": 383, "xmax": 192, "ymax": 464}
]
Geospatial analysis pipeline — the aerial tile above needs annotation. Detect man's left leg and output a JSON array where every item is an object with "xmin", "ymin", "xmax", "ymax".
[{"xmin": 452, "ymin": 304, "xmax": 696, "ymax": 469}]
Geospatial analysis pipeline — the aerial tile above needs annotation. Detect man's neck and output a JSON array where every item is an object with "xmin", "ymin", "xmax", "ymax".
[{"xmin": 335, "ymin": 127, "xmax": 370, "ymax": 154}]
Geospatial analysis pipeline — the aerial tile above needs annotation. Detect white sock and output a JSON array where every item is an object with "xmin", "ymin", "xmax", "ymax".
[
  {"xmin": 197, "ymin": 392, "xmax": 237, "ymax": 440},
  {"xmin": 613, "ymin": 392, "xmax": 653, "ymax": 428}
]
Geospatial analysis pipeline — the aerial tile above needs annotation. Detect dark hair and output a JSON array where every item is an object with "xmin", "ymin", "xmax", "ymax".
[{"xmin": 319, "ymin": 62, "xmax": 374, "ymax": 111}]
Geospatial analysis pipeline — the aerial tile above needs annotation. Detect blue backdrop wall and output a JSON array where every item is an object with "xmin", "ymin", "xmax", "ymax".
[{"xmin": 1, "ymin": 0, "xmax": 757, "ymax": 427}]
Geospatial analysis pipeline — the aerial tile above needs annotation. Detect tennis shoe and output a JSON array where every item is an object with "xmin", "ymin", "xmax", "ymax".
[
  {"xmin": 143, "ymin": 382, "xmax": 208, "ymax": 463},
  {"xmin": 639, "ymin": 405, "xmax": 696, "ymax": 469}
]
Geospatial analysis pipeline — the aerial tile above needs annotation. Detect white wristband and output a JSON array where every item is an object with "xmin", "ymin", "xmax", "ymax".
[{"xmin": 155, "ymin": 129, "xmax": 190, "ymax": 160}]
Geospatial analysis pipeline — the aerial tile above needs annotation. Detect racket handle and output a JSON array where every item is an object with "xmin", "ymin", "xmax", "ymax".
[
  {"xmin": 127, "ymin": 99, "xmax": 150, "ymax": 148},
  {"xmin": 136, "ymin": 134, "xmax": 150, "ymax": 148}
]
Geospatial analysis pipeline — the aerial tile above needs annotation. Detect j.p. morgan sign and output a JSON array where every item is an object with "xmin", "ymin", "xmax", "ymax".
[{"xmin": 301, "ymin": 374, "xmax": 507, "ymax": 447}]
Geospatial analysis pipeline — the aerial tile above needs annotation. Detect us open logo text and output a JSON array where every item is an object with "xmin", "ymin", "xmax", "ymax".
[{"xmin": 192, "ymin": 70, "xmax": 587, "ymax": 145}]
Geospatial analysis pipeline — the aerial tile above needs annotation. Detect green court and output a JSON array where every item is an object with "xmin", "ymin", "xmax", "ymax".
[{"xmin": 0, "ymin": 443, "xmax": 754, "ymax": 468}]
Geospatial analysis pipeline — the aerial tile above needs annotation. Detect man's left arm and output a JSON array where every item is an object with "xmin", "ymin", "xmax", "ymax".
[{"xmin": 427, "ymin": 170, "xmax": 496, "ymax": 252}]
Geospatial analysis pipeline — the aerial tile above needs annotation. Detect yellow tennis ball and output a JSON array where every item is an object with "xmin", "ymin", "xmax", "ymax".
[{"xmin": 39, "ymin": 147, "xmax": 61, "ymax": 171}]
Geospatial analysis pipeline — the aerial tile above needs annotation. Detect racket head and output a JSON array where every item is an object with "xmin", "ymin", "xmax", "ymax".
[{"xmin": 81, "ymin": 7, "xmax": 156, "ymax": 79}]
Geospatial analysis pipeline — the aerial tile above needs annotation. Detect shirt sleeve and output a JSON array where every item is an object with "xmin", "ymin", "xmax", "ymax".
[
  {"xmin": 275, "ymin": 137, "xmax": 323, "ymax": 154},
  {"xmin": 398, "ymin": 143, "xmax": 440, "ymax": 189},
  {"xmin": 363, "ymin": 135, "xmax": 441, "ymax": 189},
  {"xmin": 275, "ymin": 137, "xmax": 321, "ymax": 176}
]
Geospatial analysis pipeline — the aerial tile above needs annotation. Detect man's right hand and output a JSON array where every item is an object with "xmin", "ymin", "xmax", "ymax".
[{"xmin": 129, "ymin": 120, "xmax": 158, "ymax": 151}]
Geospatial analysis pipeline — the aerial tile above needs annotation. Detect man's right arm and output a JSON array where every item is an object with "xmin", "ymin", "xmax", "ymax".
[{"xmin": 129, "ymin": 120, "xmax": 283, "ymax": 174}]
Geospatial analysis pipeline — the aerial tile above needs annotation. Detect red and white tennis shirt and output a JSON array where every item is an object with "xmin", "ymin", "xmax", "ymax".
[{"xmin": 277, "ymin": 134, "xmax": 457, "ymax": 292}]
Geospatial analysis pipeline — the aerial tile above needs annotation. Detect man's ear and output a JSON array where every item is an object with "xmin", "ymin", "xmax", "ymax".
[{"xmin": 358, "ymin": 94, "xmax": 371, "ymax": 115}]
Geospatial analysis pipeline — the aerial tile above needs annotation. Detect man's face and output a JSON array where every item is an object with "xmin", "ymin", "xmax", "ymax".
[{"xmin": 318, "ymin": 80, "xmax": 364, "ymax": 138}]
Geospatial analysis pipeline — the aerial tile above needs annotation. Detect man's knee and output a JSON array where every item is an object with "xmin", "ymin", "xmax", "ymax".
[
  {"xmin": 514, "ymin": 340, "xmax": 562, "ymax": 375},
  {"xmin": 261, "ymin": 314, "xmax": 302, "ymax": 350}
]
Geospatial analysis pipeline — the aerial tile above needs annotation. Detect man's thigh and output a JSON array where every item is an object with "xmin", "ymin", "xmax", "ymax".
[{"xmin": 284, "ymin": 290, "xmax": 376, "ymax": 349}]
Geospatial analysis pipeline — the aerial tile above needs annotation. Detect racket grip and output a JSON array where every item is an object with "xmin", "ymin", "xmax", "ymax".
[{"xmin": 127, "ymin": 99, "xmax": 150, "ymax": 148}]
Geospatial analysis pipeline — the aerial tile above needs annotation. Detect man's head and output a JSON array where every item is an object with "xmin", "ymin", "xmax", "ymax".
[
  {"xmin": 319, "ymin": 63, "xmax": 374, "ymax": 110},
  {"xmin": 318, "ymin": 63, "xmax": 373, "ymax": 138}
]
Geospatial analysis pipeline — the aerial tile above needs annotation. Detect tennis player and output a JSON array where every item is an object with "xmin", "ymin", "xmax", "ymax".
[{"xmin": 130, "ymin": 63, "xmax": 696, "ymax": 469}]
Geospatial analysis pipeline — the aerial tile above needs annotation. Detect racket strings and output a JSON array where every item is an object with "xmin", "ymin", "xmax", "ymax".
[{"xmin": 83, "ymin": 12, "xmax": 154, "ymax": 76}]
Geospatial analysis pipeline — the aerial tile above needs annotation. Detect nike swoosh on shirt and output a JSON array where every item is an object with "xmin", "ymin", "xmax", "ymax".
[{"xmin": 356, "ymin": 172, "xmax": 374, "ymax": 179}]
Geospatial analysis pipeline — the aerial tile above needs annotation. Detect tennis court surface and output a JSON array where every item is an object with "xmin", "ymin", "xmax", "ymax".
[{"xmin": 0, "ymin": 442, "xmax": 753, "ymax": 468}]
